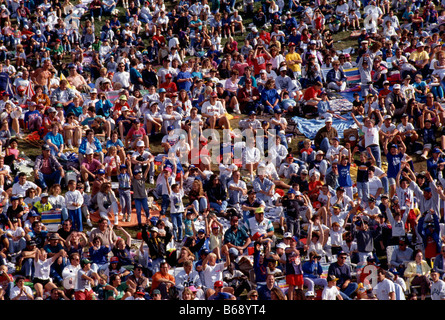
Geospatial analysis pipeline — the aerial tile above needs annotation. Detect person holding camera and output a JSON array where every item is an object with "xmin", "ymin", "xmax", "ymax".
[{"xmin": 252, "ymin": 45, "xmax": 272, "ymax": 77}]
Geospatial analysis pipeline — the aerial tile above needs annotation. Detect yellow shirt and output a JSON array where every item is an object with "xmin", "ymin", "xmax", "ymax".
[
  {"xmin": 409, "ymin": 50, "xmax": 429, "ymax": 64},
  {"xmin": 286, "ymin": 52, "xmax": 302, "ymax": 72}
]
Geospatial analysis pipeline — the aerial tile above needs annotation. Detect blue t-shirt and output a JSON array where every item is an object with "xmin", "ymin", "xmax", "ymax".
[
  {"xmin": 44, "ymin": 132, "xmax": 64, "ymax": 148},
  {"xmin": 24, "ymin": 110, "xmax": 41, "ymax": 124},
  {"xmin": 130, "ymin": 67, "xmax": 142, "ymax": 86},
  {"xmin": 106, "ymin": 138, "xmax": 124, "ymax": 150},
  {"xmin": 191, "ymin": 71, "xmax": 202, "ymax": 79},
  {"xmin": 386, "ymin": 151, "xmax": 404, "ymax": 179},
  {"xmin": 413, "ymin": 81, "xmax": 427, "ymax": 99},
  {"xmin": 89, "ymin": 245, "xmax": 111, "ymax": 265},
  {"xmin": 337, "ymin": 163, "xmax": 352, "ymax": 187},
  {"xmin": 176, "ymin": 71, "xmax": 193, "ymax": 91}
]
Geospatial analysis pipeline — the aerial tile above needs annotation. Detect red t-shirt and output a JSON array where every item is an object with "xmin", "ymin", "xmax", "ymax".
[
  {"xmin": 160, "ymin": 81, "xmax": 178, "ymax": 97},
  {"xmin": 127, "ymin": 126, "xmax": 147, "ymax": 142},
  {"xmin": 81, "ymin": 159, "xmax": 102, "ymax": 172},
  {"xmin": 378, "ymin": 88, "xmax": 392, "ymax": 99},
  {"xmin": 303, "ymin": 86, "xmax": 321, "ymax": 101},
  {"xmin": 40, "ymin": 157, "xmax": 53, "ymax": 175},
  {"xmin": 253, "ymin": 53, "xmax": 269, "ymax": 76},
  {"xmin": 425, "ymin": 236, "xmax": 437, "ymax": 259}
]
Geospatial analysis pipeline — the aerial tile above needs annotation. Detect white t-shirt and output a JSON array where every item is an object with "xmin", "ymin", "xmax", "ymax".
[
  {"xmin": 329, "ymin": 228, "xmax": 344, "ymax": 246},
  {"xmin": 246, "ymin": 216, "xmax": 273, "ymax": 236},
  {"xmin": 10, "ymin": 285, "xmax": 33, "ymax": 300},
  {"xmin": 113, "ymin": 71, "xmax": 131, "ymax": 88},
  {"xmin": 12, "ymin": 181, "xmax": 39, "ymax": 196},
  {"xmin": 380, "ymin": 123, "xmax": 396, "ymax": 134},
  {"xmin": 76, "ymin": 269, "xmax": 95, "ymax": 291},
  {"xmin": 397, "ymin": 122, "xmax": 415, "ymax": 136},
  {"xmin": 62, "ymin": 264, "xmax": 81, "ymax": 290},
  {"xmin": 170, "ymin": 189, "xmax": 185, "ymax": 214},
  {"xmin": 202, "ymin": 101, "xmax": 225, "ymax": 117},
  {"xmin": 431, "ymin": 279, "xmax": 445, "ymax": 300},
  {"xmin": 326, "ymin": 145, "xmax": 349, "ymax": 162},
  {"xmin": 243, "ymin": 147, "xmax": 261, "ymax": 164},
  {"xmin": 363, "ymin": 125, "xmax": 381, "ymax": 147},
  {"xmin": 132, "ymin": 150, "xmax": 153, "ymax": 172},
  {"xmin": 373, "ymin": 278, "xmax": 395, "ymax": 300},
  {"xmin": 34, "ymin": 258, "xmax": 53, "ymax": 280},
  {"xmin": 322, "ymin": 285, "xmax": 341, "ymax": 300},
  {"xmin": 202, "ymin": 261, "xmax": 225, "ymax": 288},
  {"xmin": 330, "ymin": 211, "xmax": 349, "ymax": 227},
  {"xmin": 368, "ymin": 176, "xmax": 383, "ymax": 198},
  {"xmin": 270, "ymin": 116, "xmax": 287, "ymax": 134},
  {"xmin": 6, "ymin": 227, "xmax": 24, "ymax": 242}
]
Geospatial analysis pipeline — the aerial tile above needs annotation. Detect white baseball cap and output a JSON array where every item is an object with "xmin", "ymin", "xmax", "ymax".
[
  {"xmin": 277, "ymin": 242, "xmax": 287, "ymax": 249},
  {"xmin": 283, "ymin": 232, "xmax": 293, "ymax": 238}
]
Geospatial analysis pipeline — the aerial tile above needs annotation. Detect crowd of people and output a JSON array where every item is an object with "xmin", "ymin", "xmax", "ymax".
[{"xmin": 1, "ymin": 0, "xmax": 445, "ymax": 302}]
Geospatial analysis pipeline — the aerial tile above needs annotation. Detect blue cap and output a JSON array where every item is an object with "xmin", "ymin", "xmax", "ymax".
[
  {"xmin": 167, "ymin": 125, "xmax": 174, "ymax": 131},
  {"xmin": 287, "ymin": 188, "xmax": 296, "ymax": 194},
  {"xmin": 424, "ymin": 187, "xmax": 432, "ymax": 192},
  {"xmin": 198, "ymin": 228, "xmax": 205, "ymax": 234},
  {"xmin": 433, "ymin": 148, "xmax": 441, "ymax": 153},
  {"xmin": 29, "ymin": 210, "xmax": 40, "ymax": 217},
  {"xmin": 389, "ymin": 268, "xmax": 399, "ymax": 275},
  {"xmin": 158, "ymin": 88, "xmax": 166, "ymax": 93},
  {"xmin": 97, "ymin": 169, "xmax": 106, "ymax": 175},
  {"xmin": 248, "ymin": 110, "xmax": 256, "ymax": 115},
  {"xmin": 120, "ymin": 164, "xmax": 127, "ymax": 169},
  {"xmin": 150, "ymin": 216, "xmax": 159, "ymax": 224},
  {"xmin": 274, "ymin": 108, "xmax": 282, "ymax": 114},
  {"xmin": 389, "ymin": 143, "xmax": 398, "ymax": 149}
]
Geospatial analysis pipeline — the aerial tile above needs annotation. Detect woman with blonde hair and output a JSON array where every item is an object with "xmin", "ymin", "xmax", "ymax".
[
  {"xmin": 201, "ymin": 58, "xmax": 213, "ymax": 78},
  {"xmin": 182, "ymin": 286, "xmax": 195, "ymax": 300},
  {"xmin": 247, "ymin": 289, "xmax": 259, "ymax": 300}
]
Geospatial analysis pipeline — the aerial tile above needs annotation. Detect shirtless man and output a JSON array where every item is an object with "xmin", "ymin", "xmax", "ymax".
[
  {"xmin": 67, "ymin": 64, "xmax": 89, "ymax": 92},
  {"xmin": 31, "ymin": 60, "xmax": 52, "ymax": 95}
]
